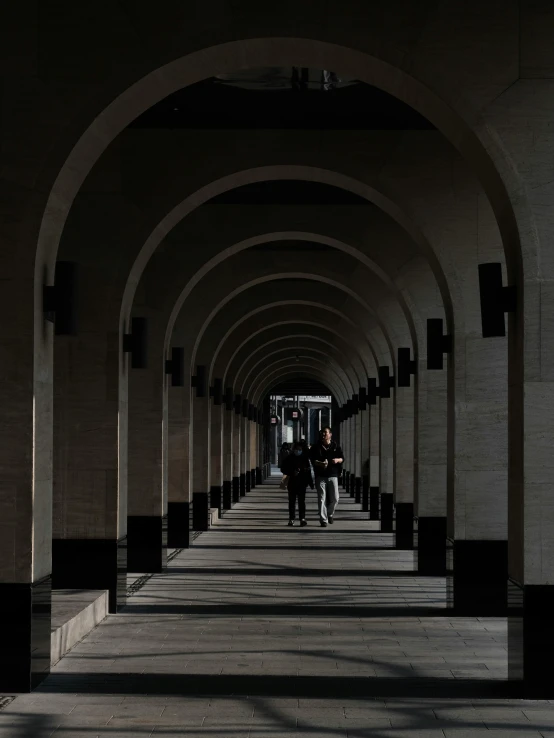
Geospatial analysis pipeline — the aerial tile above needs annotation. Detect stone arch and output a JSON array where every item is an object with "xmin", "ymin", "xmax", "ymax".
[{"xmin": 234, "ymin": 337, "xmax": 365, "ymax": 394}]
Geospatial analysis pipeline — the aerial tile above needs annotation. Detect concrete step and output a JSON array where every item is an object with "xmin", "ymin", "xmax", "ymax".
[{"xmin": 51, "ymin": 589, "xmax": 108, "ymax": 667}]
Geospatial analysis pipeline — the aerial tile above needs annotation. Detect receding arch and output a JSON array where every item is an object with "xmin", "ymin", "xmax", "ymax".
[
  {"xmin": 243, "ymin": 352, "xmax": 353, "ymax": 402},
  {"xmin": 233, "ymin": 336, "xmax": 366, "ymax": 391},
  {"xmin": 253, "ymin": 365, "xmax": 347, "ymax": 406}
]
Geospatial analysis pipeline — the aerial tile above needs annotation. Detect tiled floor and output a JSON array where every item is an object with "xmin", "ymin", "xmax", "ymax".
[{"xmin": 2, "ymin": 474, "xmax": 554, "ymax": 736}]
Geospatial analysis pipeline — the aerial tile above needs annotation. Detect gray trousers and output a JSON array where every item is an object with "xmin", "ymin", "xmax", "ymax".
[{"xmin": 315, "ymin": 476, "xmax": 339, "ymax": 522}]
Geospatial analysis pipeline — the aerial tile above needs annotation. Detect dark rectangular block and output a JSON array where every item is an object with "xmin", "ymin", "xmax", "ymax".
[
  {"xmin": 167, "ymin": 502, "xmax": 190, "ymax": 548},
  {"xmin": 369, "ymin": 486, "xmax": 380, "ymax": 520},
  {"xmin": 394, "ymin": 502, "xmax": 414, "ymax": 549},
  {"xmin": 250, "ymin": 469, "xmax": 256, "ymax": 489},
  {"xmin": 232, "ymin": 476, "xmax": 240, "ymax": 503},
  {"xmin": 0, "ymin": 575, "xmax": 51, "ymax": 692},
  {"xmin": 447, "ymin": 539, "xmax": 507, "ymax": 615},
  {"xmin": 127, "ymin": 515, "xmax": 167, "ymax": 573},
  {"xmin": 354, "ymin": 476, "xmax": 362, "ymax": 504},
  {"xmin": 210, "ymin": 486, "xmax": 222, "ymax": 514},
  {"xmin": 193, "ymin": 492, "xmax": 210, "ymax": 531},
  {"xmin": 239, "ymin": 473, "xmax": 246, "ymax": 497},
  {"xmin": 362, "ymin": 475, "xmax": 369, "ymax": 512},
  {"xmin": 245, "ymin": 470, "xmax": 251, "ymax": 492},
  {"xmin": 256, "ymin": 467, "xmax": 263, "ymax": 485},
  {"xmin": 52, "ymin": 538, "xmax": 126, "ymax": 613},
  {"xmin": 222, "ymin": 481, "xmax": 232, "ymax": 510},
  {"xmin": 416, "ymin": 516, "xmax": 447, "ymax": 575},
  {"xmin": 380, "ymin": 492, "xmax": 393, "ymax": 532},
  {"xmin": 508, "ymin": 583, "xmax": 554, "ymax": 696}
]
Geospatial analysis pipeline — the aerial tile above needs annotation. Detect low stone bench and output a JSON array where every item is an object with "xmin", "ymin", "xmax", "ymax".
[{"xmin": 51, "ymin": 589, "xmax": 109, "ymax": 666}]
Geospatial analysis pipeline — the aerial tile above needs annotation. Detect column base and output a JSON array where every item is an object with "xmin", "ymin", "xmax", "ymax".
[
  {"xmin": 508, "ymin": 582, "xmax": 554, "ymax": 697},
  {"xmin": 354, "ymin": 477, "xmax": 362, "ymax": 504},
  {"xmin": 127, "ymin": 515, "xmax": 168, "ymax": 573},
  {"xmin": 245, "ymin": 471, "xmax": 251, "ymax": 492},
  {"xmin": 232, "ymin": 476, "xmax": 240, "ymax": 503},
  {"xmin": 415, "ymin": 516, "xmax": 447, "ymax": 575},
  {"xmin": 210, "ymin": 486, "xmax": 222, "ymax": 514},
  {"xmin": 192, "ymin": 491, "xmax": 210, "ymax": 531},
  {"xmin": 52, "ymin": 537, "xmax": 127, "ymax": 613},
  {"xmin": 167, "ymin": 502, "xmax": 190, "ymax": 548},
  {"xmin": 256, "ymin": 467, "xmax": 263, "ymax": 485},
  {"xmin": 369, "ymin": 486, "xmax": 380, "ymax": 520},
  {"xmin": 380, "ymin": 493, "xmax": 393, "ymax": 532},
  {"xmin": 239, "ymin": 473, "xmax": 246, "ymax": 497},
  {"xmin": 447, "ymin": 539, "xmax": 507, "ymax": 615},
  {"xmin": 0, "ymin": 575, "xmax": 51, "ymax": 692},
  {"xmin": 222, "ymin": 481, "xmax": 232, "ymax": 510},
  {"xmin": 394, "ymin": 502, "xmax": 414, "ymax": 549},
  {"xmin": 362, "ymin": 475, "xmax": 369, "ymax": 512}
]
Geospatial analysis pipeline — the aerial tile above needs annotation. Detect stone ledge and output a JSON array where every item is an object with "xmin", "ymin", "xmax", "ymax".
[
  {"xmin": 51, "ymin": 589, "xmax": 108, "ymax": 667},
  {"xmin": 209, "ymin": 507, "xmax": 219, "ymax": 526}
]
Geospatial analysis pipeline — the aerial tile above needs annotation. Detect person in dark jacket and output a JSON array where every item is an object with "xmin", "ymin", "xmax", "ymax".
[
  {"xmin": 281, "ymin": 441, "xmax": 314, "ymax": 526},
  {"xmin": 278, "ymin": 442, "xmax": 291, "ymax": 472},
  {"xmin": 309, "ymin": 427, "xmax": 344, "ymax": 527}
]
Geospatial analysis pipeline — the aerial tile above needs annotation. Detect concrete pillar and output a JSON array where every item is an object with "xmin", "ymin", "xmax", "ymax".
[
  {"xmin": 354, "ymin": 408, "xmax": 363, "ymax": 504},
  {"xmin": 394, "ymin": 383, "xmax": 415, "ymax": 550},
  {"xmin": 53, "ymin": 328, "xmax": 127, "ymax": 615},
  {"xmin": 191, "ymin": 393, "xmax": 210, "ymax": 531},
  {"xmin": 222, "ymin": 403, "xmax": 234, "ymax": 510},
  {"xmin": 369, "ymin": 397, "xmax": 380, "ymax": 520},
  {"xmin": 232, "ymin": 399, "xmax": 241, "ymax": 502},
  {"xmin": 360, "ymin": 407, "xmax": 371, "ymax": 513},
  {"xmin": 416, "ymin": 356, "xmax": 448, "ymax": 575},
  {"xmin": 127, "ymin": 342, "xmax": 167, "ymax": 574},
  {"xmin": 380, "ymin": 394, "xmax": 394, "ymax": 532},
  {"xmin": 167, "ymin": 383, "xmax": 191, "ymax": 547},
  {"xmin": 210, "ymin": 402, "xmax": 223, "ymax": 515}
]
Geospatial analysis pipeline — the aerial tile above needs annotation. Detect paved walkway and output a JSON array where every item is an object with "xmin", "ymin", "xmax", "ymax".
[{"xmin": 2, "ymin": 474, "xmax": 554, "ymax": 736}]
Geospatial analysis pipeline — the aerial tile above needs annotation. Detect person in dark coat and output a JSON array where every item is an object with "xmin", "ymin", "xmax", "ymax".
[
  {"xmin": 281, "ymin": 441, "xmax": 314, "ymax": 526},
  {"xmin": 309, "ymin": 427, "xmax": 344, "ymax": 527}
]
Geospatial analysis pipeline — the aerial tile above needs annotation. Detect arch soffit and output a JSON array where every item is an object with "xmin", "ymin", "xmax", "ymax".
[
  {"xmin": 247, "ymin": 356, "xmax": 352, "ymax": 402},
  {"xmin": 217, "ymin": 317, "xmax": 376, "ymax": 385},
  {"xmin": 207, "ymin": 304, "xmax": 382, "ymax": 381},
  {"xmin": 252, "ymin": 364, "xmax": 347, "ymax": 406},
  {"xmin": 177, "ymin": 270, "xmax": 403, "ymax": 374},
  {"xmin": 233, "ymin": 335, "xmax": 365, "ymax": 390},
  {"xmin": 36, "ymin": 35, "xmax": 526, "ymax": 306},
  {"xmin": 165, "ymin": 230, "xmax": 424, "ymax": 350},
  {"xmin": 239, "ymin": 347, "xmax": 356, "ymax": 398}
]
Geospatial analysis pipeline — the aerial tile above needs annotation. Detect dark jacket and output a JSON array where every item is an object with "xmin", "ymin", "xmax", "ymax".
[
  {"xmin": 309, "ymin": 440, "xmax": 344, "ymax": 478},
  {"xmin": 281, "ymin": 453, "xmax": 314, "ymax": 492}
]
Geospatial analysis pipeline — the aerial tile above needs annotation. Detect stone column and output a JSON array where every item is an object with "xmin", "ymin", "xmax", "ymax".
[
  {"xmin": 416, "ymin": 356, "xmax": 448, "ymax": 574},
  {"xmin": 354, "ymin": 406, "xmax": 363, "ymax": 504},
  {"xmin": 167, "ymin": 383, "xmax": 191, "ymax": 547},
  {"xmin": 380, "ymin": 392, "xmax": 394, "ymax": 532},
  {"xmin": 222, "ymin": 401, "xmax": 234, "ymax": 510},
  {"xmin": 232, "ymin": 398, "xmax": 242, "ymax": 502},
  {"xmin": 394, "ymin": 383, "xmax": 415, "ymax": 550},
  {"xmin": 53, "ymin": 327, "xmax": 127, "ymax": 615},
  {"xmin": 191, "ymin": 393, "xmax": 210, "ymax": 531},
  {"xmin": 210, "ymin": 401, "xmax": 223, "ymax": 515},
  {"xmin": 369, "ymin": 395, "xmax": 380, "ymax": 520},
  {"xmin": 127, "ymin": 339, "xmax": 167, "ymax": 574},
  {"xmin": 360, "ymin": 404, "xmax": 370, "ymax": 513},
  {"xmin": 1, "ymin": 298, "xmax": 51, "ymax": 691}
]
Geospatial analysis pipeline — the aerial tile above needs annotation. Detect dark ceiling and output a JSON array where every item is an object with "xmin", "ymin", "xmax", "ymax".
[{"xmin": 130, "ymin": 76, "xmax": 435, "ymax": 131}]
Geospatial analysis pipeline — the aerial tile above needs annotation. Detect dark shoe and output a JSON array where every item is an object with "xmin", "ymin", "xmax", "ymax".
[
  {"xmin": 288, "ymin": 520, "xmax": 294, "ymax": 526},
  {"xmin": 300, "ymin": 519, "xmax": 308, "ymax": 527},
  {"xmin": 320, "ymin": 521, "xmax": 328, "ymax": 527},
  {"xmin": 328, "ymin": 516, "xmax": 334, "ymax": 524}
]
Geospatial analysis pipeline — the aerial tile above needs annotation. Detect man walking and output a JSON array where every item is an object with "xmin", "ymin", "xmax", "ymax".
[{"xmin": 309, "ymin": 427, "xmax": 344, "ymax": 527}]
